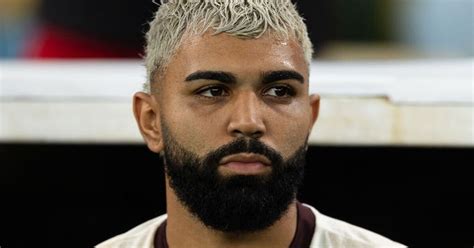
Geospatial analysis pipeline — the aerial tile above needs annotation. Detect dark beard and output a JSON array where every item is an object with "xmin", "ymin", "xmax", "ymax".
[{"xmin": 162, "ymin": 123, "xmax": 307, "ymax": 233}]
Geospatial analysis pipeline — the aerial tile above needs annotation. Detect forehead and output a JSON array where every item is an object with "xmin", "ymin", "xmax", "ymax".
[{"xmin": 161, "ymin": 31, "xmax": 308, "ymax": 82}]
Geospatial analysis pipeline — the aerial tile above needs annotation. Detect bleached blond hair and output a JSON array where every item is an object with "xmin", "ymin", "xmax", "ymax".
[{"xmin": 144, "ymin": 0, "xmax": 313, "ymax": 92}]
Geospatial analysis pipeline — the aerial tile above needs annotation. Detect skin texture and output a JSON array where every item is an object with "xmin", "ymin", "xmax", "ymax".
[{"xmin": 133, "ymin": 31, "xmax": 320, "ymax": 248}]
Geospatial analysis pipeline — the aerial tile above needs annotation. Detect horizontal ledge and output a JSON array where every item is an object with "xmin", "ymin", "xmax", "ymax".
[
  {"xmin": 1, "ymin": 59, "xmax": 472, "ymax": 104},
  {"xmin": 1, "ymin": 97, "xmax": 472, "ymax": 146}
]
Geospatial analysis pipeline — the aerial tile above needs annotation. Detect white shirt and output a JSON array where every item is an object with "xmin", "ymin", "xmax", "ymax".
[{"xmin": 96, "ymin": 204, "xmax": 406, "ymax": 248}]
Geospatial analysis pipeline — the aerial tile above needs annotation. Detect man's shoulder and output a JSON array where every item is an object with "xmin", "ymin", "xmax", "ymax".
[
  {"xmin": 95, "ymin": 214, "xmax": 167, "ymax": 248},
  {"xmin": 304, "ymin": 204, "xmax": 406, "ymax": 248}
]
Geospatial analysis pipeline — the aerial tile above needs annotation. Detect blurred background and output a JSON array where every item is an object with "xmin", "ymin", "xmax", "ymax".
[
  {"xmin": 1, "ymin": 0, "xmax": 473, "ymax": 59},
  {"xmin": 1, "ymin": 0, "xmax": 473, "ymax": 247}
]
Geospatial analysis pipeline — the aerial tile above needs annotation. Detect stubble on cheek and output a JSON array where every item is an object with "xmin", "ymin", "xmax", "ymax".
[
  {"xmin": 276, "ymin": 123, "xmax": 311, "ymax": 160},
  {"xmin": 169, "ymin": 122, "xmax": 217, "ymax": 157}
]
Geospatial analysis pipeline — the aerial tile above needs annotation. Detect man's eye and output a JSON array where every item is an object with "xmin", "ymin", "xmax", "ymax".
[
  {"xmin": 264, "ymin": 86, "xmax": 294, "ymax": 97},
  {"xmin": 197, "ymin": 86, "xmax": 228, "ymax": 97}
]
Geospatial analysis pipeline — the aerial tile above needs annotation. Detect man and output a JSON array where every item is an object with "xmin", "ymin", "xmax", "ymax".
[{"xmin": 97, "ymin": 0, "xmax": 406, "ymax": 247}]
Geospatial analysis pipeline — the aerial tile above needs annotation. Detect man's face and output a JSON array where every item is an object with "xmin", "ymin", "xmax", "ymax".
[
  {"xmin": 157, "ymin": 32, "xmax": 316, "ymax": 162},
  {"xmin": 136, "ymin": 31, "xmax": 319, "ymax": 232}
]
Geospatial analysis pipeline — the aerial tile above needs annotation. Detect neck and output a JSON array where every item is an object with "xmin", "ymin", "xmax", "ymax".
[{"xmin": 165, "ymin": 177, "xmax": 298, "ymax": 248}]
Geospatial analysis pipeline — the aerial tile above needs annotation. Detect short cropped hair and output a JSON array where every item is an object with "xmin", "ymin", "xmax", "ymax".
[{"xmin": 144, "ymin": 0, "xmax": 313, "ymax": 92}]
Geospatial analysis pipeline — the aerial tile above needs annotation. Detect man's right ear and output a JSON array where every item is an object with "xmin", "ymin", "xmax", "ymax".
[{"xmin": 133, "ymin": 92, "xmax": 164, "ymax": 153}]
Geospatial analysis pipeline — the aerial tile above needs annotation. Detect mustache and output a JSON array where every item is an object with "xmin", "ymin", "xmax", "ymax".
[{"xmin": 201, "ymin": 138, "xmax": 284, "ymax": 170}]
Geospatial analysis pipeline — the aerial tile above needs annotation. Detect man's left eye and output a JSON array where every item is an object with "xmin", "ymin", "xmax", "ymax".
[{"xmin": 264, "ymin": 86, "xmax": 294, "ymax": 97}]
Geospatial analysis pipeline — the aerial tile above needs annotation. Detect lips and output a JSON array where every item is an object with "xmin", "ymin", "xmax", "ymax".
[
  {"xmin": 220, "ymin": 153, "xmax": 271, "ymax": 166},
  {"xmin": 219, "ymin": 153, "xmax": 271, "ymax": 174}
]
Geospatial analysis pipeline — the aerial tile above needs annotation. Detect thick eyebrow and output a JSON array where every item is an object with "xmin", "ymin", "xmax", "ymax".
[
  {"xmin": 184, "ymin": 71, "xmax": 237, "ymax": 84},
  {"xmin": 261, "ymin": 70, "xmax": 305, "ymax": 85}
]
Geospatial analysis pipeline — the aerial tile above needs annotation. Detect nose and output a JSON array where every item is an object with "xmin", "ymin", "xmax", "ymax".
[{"xmin": 227, "ymin": 91, "xmax": 266, "ymax": 139}]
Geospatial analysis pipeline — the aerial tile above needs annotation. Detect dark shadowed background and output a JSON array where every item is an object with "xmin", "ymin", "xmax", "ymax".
[{"xmin": 1, "ymin": 144, "xmax": 473, "ymax": 247}]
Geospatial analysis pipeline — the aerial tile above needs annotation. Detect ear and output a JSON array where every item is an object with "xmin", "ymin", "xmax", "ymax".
[
  {"xmin": 133, "ymin": 92, "xmax": 164, "ymax": 153},
  {"xmin": 308, "ymin": 94, "xmax": 320, "ymax": 131}
]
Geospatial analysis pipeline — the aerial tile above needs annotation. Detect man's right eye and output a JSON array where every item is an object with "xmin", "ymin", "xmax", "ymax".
[{"xmin": 196, "ymin": 86, "xmax": 229, "ymax": 97}]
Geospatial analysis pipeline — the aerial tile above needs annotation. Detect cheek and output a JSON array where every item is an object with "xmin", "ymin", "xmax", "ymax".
[
  {"xmin": 269, "ymin": 103, "xmax": 311, "ymax": 158},
  {"xmin": 277, "ymin": 121, "xmax": 310, "ymax": 158},
  {"xmin": 163, "ymin": 106, "xmax": 222, "ymax": 156}
]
